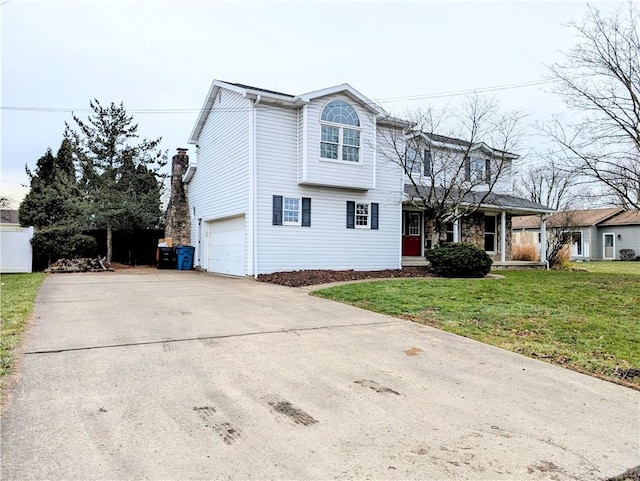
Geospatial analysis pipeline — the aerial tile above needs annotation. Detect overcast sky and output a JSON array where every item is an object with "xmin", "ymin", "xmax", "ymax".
[{"xmin": 0, "ymin": 0, "xmax": 625, "ymax": 208}]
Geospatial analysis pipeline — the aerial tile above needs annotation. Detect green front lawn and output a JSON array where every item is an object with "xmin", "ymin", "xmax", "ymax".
[
  {"xmin": 569, "ymin": 260, "xmax": 640, "ymax": 275},
  {"xmin": 314, "ymin": 268, "xmax": 640, "ymax": 388},
  {"xmin": 1, "ymin": 273, "xmax": 45, "ymax": 380}
]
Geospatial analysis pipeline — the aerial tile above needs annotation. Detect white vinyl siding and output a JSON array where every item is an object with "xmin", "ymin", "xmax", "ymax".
[
  {"xmin": 256, "ymin": 104, "xmax": 403, "ymax": 274},
  {"xmin": 188, "ymin": 89, "xmax": 251, "ymax": 272},
  {"xmin": 415, "ymin": 150, "xmax": 513, "ymax": 196},
  {"xmin": 299, "ymin": 94, "xmax": 375, "ymax": 190}
]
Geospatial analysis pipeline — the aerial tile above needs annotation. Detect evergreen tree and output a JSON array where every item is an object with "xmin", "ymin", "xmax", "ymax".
[
  {"xmin": 19, "ymin": 139, "xmax": 96, "ymax": 269},
  {"xmin": 65, "ymin": 100, "xmax": 166, "ymax": 263}
]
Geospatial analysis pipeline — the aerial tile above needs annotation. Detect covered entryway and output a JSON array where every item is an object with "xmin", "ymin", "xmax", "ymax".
[
  {"xmin": 402, "ymin": 211, "xmax": 421, "ymax": 256},
  {"xmin": 207, "ymin": 215, "xmax": 246, "ymax": 276}
]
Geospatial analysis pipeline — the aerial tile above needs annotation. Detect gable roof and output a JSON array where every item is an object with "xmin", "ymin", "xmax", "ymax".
[
  {"xmin": 599, "ymin": 210, "xmax": 640, "ymax": 226},
  {"xmin": 0, "ymin": 209, "xmax": 19, "ymax": 224},
  {"xmin": 189, "ymin": 80, "xmax": 398, "ymax": 144},
  {"xmin": 512, "ymin": 207, "xmax": 625, "ymax": 229},
  {"xmin": 411, "ymin": 132, "xmax": 519, "ymax": 160}
]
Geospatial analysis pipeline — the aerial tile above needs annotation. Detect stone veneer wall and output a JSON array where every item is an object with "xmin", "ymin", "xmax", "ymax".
[
  {"xmin": 164, "ymin": 149, "xmax": 191, "ymax": 246},
  {"xmin": 424, "ymin": 212, "xmax": 514, "ymax": 261}
]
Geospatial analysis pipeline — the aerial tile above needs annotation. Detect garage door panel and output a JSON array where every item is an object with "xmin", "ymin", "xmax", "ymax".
[{"xmin": 207, "ymin": 216, "xmax": 245, "ymax": 276}]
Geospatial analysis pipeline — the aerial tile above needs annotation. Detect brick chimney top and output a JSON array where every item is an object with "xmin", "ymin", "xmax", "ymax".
[{"xmin": 176, "ymin": 148, "xmax": 188, "ymax": 155}]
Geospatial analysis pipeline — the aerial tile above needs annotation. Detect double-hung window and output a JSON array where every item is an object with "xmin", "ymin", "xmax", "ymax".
[
  {"xmin": 465, "ymin": 157, "xmax": 491, "ymax": 183},
  {"xmin": 320, "ymin": 100, "xmax": 361, "ymax": 163},
  {"xmin": 346, "ymin": 201, "xmax": 379, "ymax": 230},
  {"xmin": 406, "ymin": 147, "xmax": 431, "ymax": 176},
  {"xmin": 272, "ymin": 196, "xmax": 311, "ymax": 227},
  {"xmin": 283, "ymin": 198, "xmax": 300, "ymax": 225},
  {"xmin": 355, "ymin": 203, "xmax": 369, "ymax": 227}
]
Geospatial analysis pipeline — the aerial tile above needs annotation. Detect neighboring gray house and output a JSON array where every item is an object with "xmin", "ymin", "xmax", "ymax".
[
  {"xmin": 598, "ymin": 210, "xmax": 640, "ymax": 260},
  {"xmin": 186, "ymin": 80, "xmax": 553, "ymax": 276},
  {"xmin": 513, "ymin": 208, "xmax": 640, "ymax": 261}
]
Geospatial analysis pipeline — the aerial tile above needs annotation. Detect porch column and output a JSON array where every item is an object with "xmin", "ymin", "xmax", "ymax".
[
  {"xmin": 540, "ymin": 214, "xmax": 547, "ymax": 268},
  {"xmin": 500, "ymin": 210, "xmax": 506, "ymax": 262},
  {"xmin": 453, "ymin": 208, "xmax": 460, "ymax": 242}
]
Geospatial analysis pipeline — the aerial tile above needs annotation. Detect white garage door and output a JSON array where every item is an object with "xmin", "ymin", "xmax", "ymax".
[{"xmin": 207, "ymin": 216, "xmax": 246, "ymax": 276}]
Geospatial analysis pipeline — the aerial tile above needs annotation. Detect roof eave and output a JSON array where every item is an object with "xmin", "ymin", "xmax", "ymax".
[{"xmin": 296, "ymin": 83, "xmax": 389, "ymax": 117}]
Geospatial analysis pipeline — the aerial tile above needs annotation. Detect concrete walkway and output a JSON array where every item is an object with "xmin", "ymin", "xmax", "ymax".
[{"xmin": 1, "ymin": 269, "xmax": 638, "ymax": 480}]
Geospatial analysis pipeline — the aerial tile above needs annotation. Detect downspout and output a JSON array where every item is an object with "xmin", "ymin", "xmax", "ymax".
[
  {"xmin": 252, "ymin": 95, "xmax": 261, "ymax": 278},
  {"xmin": 500, "ymin": 210, "xmax": 506, "ymax": 263}
]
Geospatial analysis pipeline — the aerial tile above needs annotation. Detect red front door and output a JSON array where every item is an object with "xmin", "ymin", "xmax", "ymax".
[{"xmin": 402, "ymin": 212, "xmax": 421, "ymax": 256}]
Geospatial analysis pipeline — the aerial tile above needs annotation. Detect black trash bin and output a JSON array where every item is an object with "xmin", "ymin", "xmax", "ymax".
[{"xmin": 157, "ymin": 247, "xmax": 177, "ymax": 269}]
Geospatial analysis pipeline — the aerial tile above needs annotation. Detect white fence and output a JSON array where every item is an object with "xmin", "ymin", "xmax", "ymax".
[{"xmin": 0, "ymin": 225, "xmax": 34, "ymax": 273}]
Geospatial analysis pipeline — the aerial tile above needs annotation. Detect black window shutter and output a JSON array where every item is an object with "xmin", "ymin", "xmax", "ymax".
[
  {"xmin": 346, "ymin": 201, "xmax": 355, "ymax": 229},
  {"xmin": 301, "ymin": 197, "xmax": 311, "ymax": 227},
  {"xmin": 371, "ymin": 203, "xmax": 379, "ymax": 230},
  {"xmin": 272, "ymin": 195, "xmax": 283, "ymax": 225},
  {"xmin": 424, "ymin": 150, "xmax": 431, "ymax": 176},
  {"xmin": 485, "ymin": 158, "xmax": 491, "ymax": 183},
  {"xmin": 464, "ymin": 156, "xmax": 471, "ymax": 180}
]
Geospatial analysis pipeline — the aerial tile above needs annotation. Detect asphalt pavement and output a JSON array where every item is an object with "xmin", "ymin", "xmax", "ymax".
[{"xmin": 1, "ymin": 268, "xmax": 638, "ymax": 480}]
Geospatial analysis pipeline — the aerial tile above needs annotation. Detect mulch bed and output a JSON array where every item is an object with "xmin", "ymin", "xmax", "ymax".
[{"xmin": 257, "ymin": 267, "xmax": 432, "ymax": 287}]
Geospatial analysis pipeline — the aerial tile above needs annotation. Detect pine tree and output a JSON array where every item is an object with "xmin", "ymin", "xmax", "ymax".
[
  {"xmin": 19, "ymin": 139, "xmax": 96, "ymax": 269},
  {"xmin": 65, "ymin": 100, "xmax": 166, "ymax": 262}
]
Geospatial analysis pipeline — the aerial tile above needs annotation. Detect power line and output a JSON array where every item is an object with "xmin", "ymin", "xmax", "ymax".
[
  {"xmin": 0, "ymin": 77, "xmax": 560, "ymax": 114},
  {"xmin": 374, "ymin": 78, "xmax": 556, "ymax": 103}
]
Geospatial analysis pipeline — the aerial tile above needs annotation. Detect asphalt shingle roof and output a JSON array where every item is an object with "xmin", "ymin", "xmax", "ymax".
[
  {"xmin": 404, "ymin": 185, "xmax": 554, "ymax": 214},
  {"xmin": 512, "ymin": 207, "xmax": 626, "ymax": 229}
]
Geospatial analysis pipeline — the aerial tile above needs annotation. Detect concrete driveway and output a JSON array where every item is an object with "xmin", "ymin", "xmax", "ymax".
[{"xmin": 1, "ymin": 269, "xmax": 638, "ymax": 480}]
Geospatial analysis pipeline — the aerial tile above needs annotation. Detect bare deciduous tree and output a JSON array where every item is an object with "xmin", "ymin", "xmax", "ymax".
[
  {"xmin": 544, "ymin": 3, "xmax": 640, "ymax": 209},
  {"xmin": 515, "ymin": 157, "xmax": 576, "ymax": 210},
  {"xmin": 544, "ymin": 210, "xmax": 583, "ymax": 268},
  {"xmin": 378, "ymin": 94, "xmax": 525, "ymax": 246}
]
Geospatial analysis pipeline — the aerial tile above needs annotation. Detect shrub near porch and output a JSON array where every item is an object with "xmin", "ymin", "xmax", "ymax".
[{"xmin": 314, "ymin": 269, "xmax": 640, "ymax": 388}]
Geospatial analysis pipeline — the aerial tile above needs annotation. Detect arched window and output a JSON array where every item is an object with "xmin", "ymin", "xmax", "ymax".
[{"xmin": 320, "ymin": 100, "xmax": 361, "ymax": 162}]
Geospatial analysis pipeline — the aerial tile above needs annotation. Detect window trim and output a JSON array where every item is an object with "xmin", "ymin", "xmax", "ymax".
[
  {"xmin": 355, "ymin": 202, "xmax": 369, "ymax": 229},
  {"xmin": 283, "ymin": 197, "xmax": 301, "ymax": 226}
]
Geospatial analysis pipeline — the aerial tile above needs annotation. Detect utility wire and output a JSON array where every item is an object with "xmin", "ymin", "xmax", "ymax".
[{"xmin": 0, "ymin": 77, "xmax": 560, "ymax": 114}]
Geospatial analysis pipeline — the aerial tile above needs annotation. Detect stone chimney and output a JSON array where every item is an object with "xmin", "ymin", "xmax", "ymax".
[{"xmin": 164, "ymin": 148, "xmax": 191, "ymax": 246}]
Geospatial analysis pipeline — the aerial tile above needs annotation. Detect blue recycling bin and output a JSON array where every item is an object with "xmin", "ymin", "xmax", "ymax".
[{"xmin": 176, "ymin": 246, "xmax": 195, "ymax": 270}]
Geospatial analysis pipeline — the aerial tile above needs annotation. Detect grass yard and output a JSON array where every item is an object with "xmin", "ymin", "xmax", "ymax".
[
  {"xmin": 569, "ymin": 260, "xmax": 640, "ymax": 275},
  {"xmin": 1, "ymin": 273, "xmax": 45, "ymax": 380},
  {"xmin": 314, "ymin": 267, "xmax": 640, "ymax": 388}
]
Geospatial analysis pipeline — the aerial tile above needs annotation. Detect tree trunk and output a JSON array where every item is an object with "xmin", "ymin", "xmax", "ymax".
[{"xmin": 106, "ymin": 221, "xmax": 113, "ymax": 264}]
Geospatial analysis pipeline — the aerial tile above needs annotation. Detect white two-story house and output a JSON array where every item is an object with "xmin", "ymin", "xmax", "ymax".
[{"xmin": 186, "ymin": 80, "xmax": 553, "ymax": 276}]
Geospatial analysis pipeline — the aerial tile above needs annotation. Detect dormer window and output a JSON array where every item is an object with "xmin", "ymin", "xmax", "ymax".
[{"xmin": 320, "ymin": 100, "xmax": 361, "ymax": 163}]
